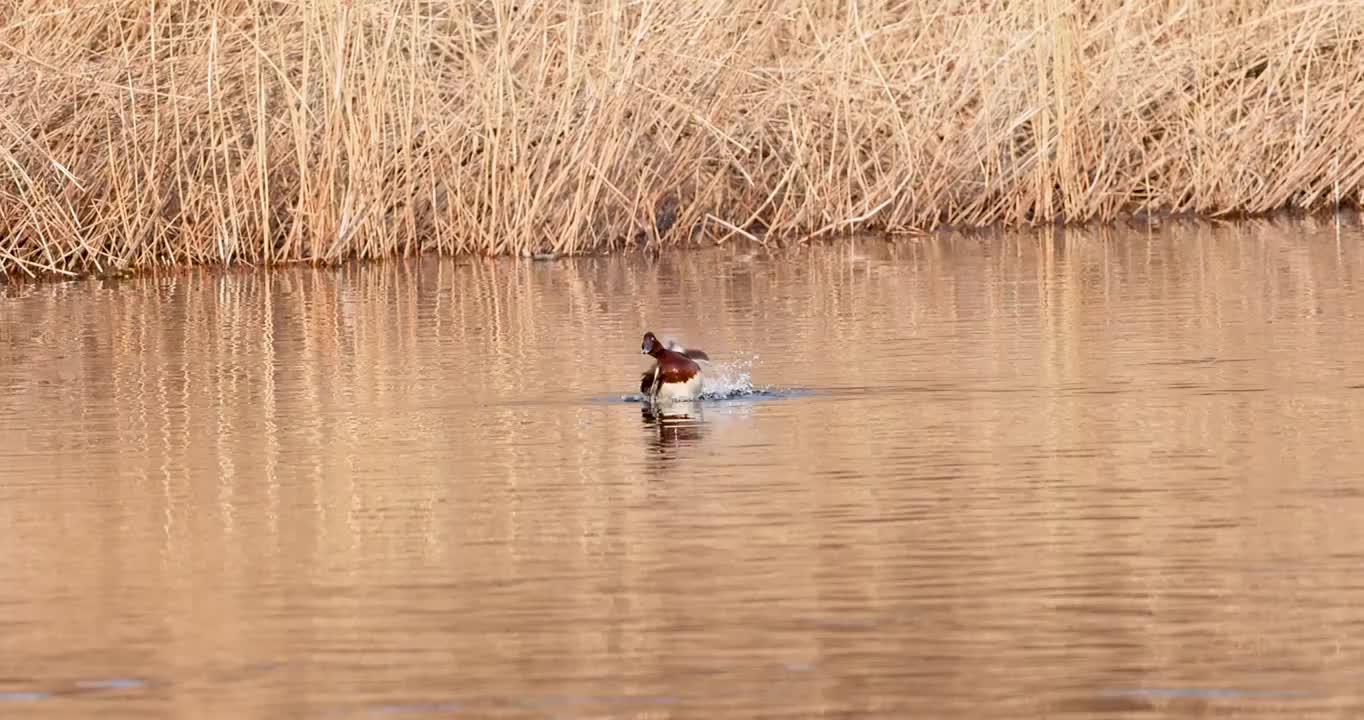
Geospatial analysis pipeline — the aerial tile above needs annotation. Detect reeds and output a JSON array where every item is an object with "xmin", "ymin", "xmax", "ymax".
[{"xmin": 3, "ymin": 0, "xmax": 1364, "ymax": 277}]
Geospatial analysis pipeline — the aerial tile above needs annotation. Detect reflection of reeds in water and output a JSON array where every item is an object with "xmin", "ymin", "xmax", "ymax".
[
  {"xmin": 4, "ymin": 1, "xmax": 1364, "ymax": 277},
  {"xmin": 3, "ymin": 220, "xmax": 1364, "ymax": 709},
  {"xmin": 3, "ymin": 218, "xmax": 1362, "ymax": 541}
]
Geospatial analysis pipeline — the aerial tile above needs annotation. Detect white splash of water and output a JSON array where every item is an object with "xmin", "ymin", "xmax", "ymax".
[{"xmin": 700, "ymin": 353, "xmax": 762, "ymax": 399}]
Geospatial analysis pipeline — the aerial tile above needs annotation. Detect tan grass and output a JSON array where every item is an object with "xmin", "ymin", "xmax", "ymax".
[{"xmin": 2, "ymin": 0, "xmax": 1364, "ymax": 277}]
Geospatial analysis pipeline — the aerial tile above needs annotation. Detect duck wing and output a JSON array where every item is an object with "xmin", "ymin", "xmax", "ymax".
[
  {"xmin": 656, "ymin": 353, "xmax": 702, "ymax": 384},
  {"xmin": 665, "ymin": 340, "xmax": 709, "ymax": 362},
  {"xmin": 646, "ymin": 365, "xmax": 662, "ymax": 398}
]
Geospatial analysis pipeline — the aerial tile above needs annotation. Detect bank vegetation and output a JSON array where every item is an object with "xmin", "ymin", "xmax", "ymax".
[{"xmin": 2, "ymin": 0, "xmax": 1363, "ymax": 277}]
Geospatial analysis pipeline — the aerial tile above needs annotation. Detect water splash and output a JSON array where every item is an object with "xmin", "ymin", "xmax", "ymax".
[
  {"xmin": 600, "ymin": 352, "xmax": 811, "ymax": 404},
  {"xmin": 698, "ymin": 353, "xmax": 762, "ymax": 399}
]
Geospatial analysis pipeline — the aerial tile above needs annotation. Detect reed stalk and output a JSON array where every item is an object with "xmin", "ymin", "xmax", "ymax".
[{"xmin": 2, "ymin": 0, "xmax": 1363, "ymax": 277}]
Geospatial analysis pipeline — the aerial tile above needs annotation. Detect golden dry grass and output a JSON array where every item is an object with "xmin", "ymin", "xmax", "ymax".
[{"xmin": 3, "ymin": 0, "xmax": 1364, "ymax": 277}]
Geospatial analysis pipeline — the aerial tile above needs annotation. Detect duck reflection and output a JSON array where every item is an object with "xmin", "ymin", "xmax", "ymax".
[{"xmin": 640, "ymin": 402, "xmax": 706, "ymax": 458}]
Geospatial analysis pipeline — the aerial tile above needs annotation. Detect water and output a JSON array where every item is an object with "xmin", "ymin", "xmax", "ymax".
[{"xmin": 3, "ymin": 215, "xmax": 1364, "ymax": 718}]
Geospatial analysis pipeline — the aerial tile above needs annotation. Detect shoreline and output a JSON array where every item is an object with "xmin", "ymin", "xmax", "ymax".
[{"xmin": 3, "ymin": 207, "xmax": 1356, "ymax": 289}]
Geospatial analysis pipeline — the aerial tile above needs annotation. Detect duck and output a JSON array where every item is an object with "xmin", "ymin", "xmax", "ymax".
[
  {"xmin": 638, "ymin": 334, "xmax": 710, "ymax": 394},
  {"xmin": 638, "ymin": 331, "xmax": 705, "ymax": 402}
]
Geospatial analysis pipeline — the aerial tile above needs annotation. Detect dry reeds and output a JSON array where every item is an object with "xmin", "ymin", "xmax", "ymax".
[{"xmin": 3, "ymin": 0, "xmax": 1364, "ymax": 277}]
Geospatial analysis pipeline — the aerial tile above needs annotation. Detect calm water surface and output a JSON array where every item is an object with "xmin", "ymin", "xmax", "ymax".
[{"xmin": 3, "ymin": 217, "xmax": 1364, "ymax": 719}]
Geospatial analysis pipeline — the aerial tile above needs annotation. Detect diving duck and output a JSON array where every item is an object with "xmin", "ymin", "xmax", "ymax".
[{"xmin": 639, "ymin": 331, "xmax": 705, "ymax": 402}]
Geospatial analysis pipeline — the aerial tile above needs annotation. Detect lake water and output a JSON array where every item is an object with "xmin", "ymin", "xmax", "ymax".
[{"xmin": 3, "ymin": 216, "xmax": 1364, "ymax": 718}]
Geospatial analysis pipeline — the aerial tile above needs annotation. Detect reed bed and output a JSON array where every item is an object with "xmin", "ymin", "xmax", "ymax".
[{"xmin": 2, "ymin": 0, "xmax": 1364, "ymax": 277}]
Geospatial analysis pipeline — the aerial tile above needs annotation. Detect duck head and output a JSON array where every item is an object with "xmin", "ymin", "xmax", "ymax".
[{"xmin": 641, "ymin": 331, "xmax": 663, "ymax": 357}]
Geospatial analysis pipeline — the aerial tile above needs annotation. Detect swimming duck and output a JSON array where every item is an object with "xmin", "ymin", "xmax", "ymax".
[
  {"xmin": 638, "ymin": 334, "xmax": 709, "ymax": 394},
  {"xmin": 639, "ymin": 331, "xmax": 705, "ymax": 402}
]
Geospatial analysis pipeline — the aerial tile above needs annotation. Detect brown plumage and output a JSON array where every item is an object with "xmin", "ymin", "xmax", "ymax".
[
  {"xmin": 638, "ymin": 340, "xmax": 708, "ymax": 392},
  {"xmin": 639, "ymin": 331, "xmax": 704, "ymax": 400}
]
